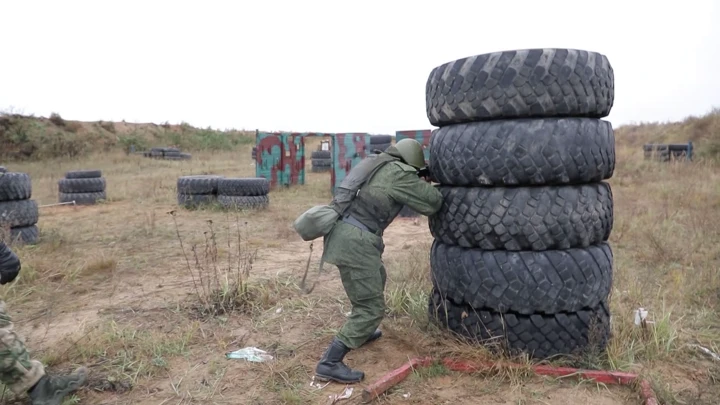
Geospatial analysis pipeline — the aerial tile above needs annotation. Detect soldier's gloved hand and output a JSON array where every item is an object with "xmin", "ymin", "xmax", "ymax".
[{"xmin": 0, "ymin": 243, "xmax": 21, "ymax": 285}]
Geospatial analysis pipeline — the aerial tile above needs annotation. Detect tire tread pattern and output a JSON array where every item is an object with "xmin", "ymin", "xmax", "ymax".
[
  {"xmin": 426, "ymin": 48, "xmax": 614, "ymax": 126},
  {"xmin": 0, "ymin": 173, "xmax": 32, "ymax": 201},
  {"xmin": 429, "ymin": 118, "xmax": 615, "ymax": 186},
  {"xmin": 428, "ymin": 183, "xmax": 613, "ymax": 251},
  {"xmin": 428, "ymin": 288, "xmax": 610, "ymax": 359},
  {"xmin": 430, "ymin": 240, "xmax": 613, "ymax": 314}
]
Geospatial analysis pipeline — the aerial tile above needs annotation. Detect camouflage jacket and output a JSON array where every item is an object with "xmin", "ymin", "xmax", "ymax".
[{"xmin": 322, "ymin": 154, "xmax": 443, "ymax": 268}]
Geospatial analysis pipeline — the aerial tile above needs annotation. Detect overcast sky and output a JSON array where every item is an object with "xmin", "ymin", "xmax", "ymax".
[{"xmin": 1, "ymin": 0, "xmax": 718, "ymax": 134}]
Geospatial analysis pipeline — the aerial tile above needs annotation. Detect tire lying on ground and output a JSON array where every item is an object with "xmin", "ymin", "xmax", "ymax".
[
  {"xmin": 428, "ymin": 182, "xmax": 613, "ymax": 251},
  {"xmin": 59, "ymin": 170, "xmax": 106, "ymax": 205},
  {"xmin": 65, "ymin": 170, "xmax": 102, "ymax": 179},
  {"xmin": 217, "ymin": 177, "xmax": 270, "ymax": 196},
  {"xmin": 430, "ymin": 240, "xmax": 613, "ymax": 314},
  {"xmin": 176, "ymin": 175, "xmax": 224, "ymax": 208},
  {"xmin": 0, "ymin": 199, "xmax": 39, "ymax": 228},
  {"xmin": 428, "ymin": 287, "xmax": 610, "ymax": 360},
  {"xmin": 217, "ymin": 195, "xmax": 270, "ymax": 209},
  {"xmin": 0, "ymin": 171, "xmax": 39, "ymax": 245},
  {"xmin": 0, "ymin": 172, "xmax": 32, "ymax": 201},
  {"xmin": 311, "ymin": 150, "xmax": 331, "ymax": 159},
  {"xmin": 59, "ymin": 192, "xmax": 107, "ymax": 205},
  {"xmin": 58, "ymin": 177, "xmax": 106, "ymax": 193},
  {"xmin": 425, "ymin": 48, "xmax": 614, "ymax": 126},
  {"xmin": 428, "ymin": 118, "xmax": 615, "ymax": 187},
  {"xmin": 215, "ymin": 177, "xmax": 270, "ymax": 210},
  {"xmin": 0, "ymin": 166, "xmax": 6, "ymax": 173}
]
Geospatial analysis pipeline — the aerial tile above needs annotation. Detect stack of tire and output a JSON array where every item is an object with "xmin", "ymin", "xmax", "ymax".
[
  {"xmin": 177, "ymin": 175, "xmax": 223, "ymax": 208},
  {"xmin": 367, "ymin": 135, "xmax": 392, "ymax": 154},
  {"xmin": 311, "ymin": 150, "xmax": 332, "ymax": 173},
  {"xmin": 59, "ymin": 170, "xmax": 107, "ymax": 205},
  {"xmin": 144, "ymin": 147, "xmax": 191, "ymax": 160},
  {"xmin": 0, "ymin": 170, "xmax": 39, "ymax": 245},
  {"xmin": 252, "ymin": 146, "xmax": 257, "ymax": 161},
  {"xmin": 217, "ymin": 177, "xmax": 270, "ymax": 210},
  {"xmin": 425, "ymin": 48, "xmax": 616, "ymax": 360}
]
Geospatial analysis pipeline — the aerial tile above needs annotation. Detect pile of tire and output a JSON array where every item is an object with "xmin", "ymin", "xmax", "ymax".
[
  {"xmin": 367, "ymin": 135, "xmax": 392, "ymax": 154},
  {"xmin": 425, "ymin": 48, "xmax": 616, "ymax": 360},
  {"xmin": 311, "ymin": 150, "xmax": 331, "ymax": 173},
  {"xmin": 251, "ymin": 146, "xmax": 257, "ymax": 161},
  {"xmin": 144, "ymin": 147, "xmax": 191, "ymax": 160},
  {"xmin": 59, "ymin": 170, "xmax": 107, "ymax": 205},
  {"xmin": 177, "ymin": 175, "xmax": 223, "ymax": 208},
  {"xmin": 0, "ymin": 170, "xmax": 39, "ymax": 245},
  {"xmin": 217, "ymin": 177, "xmax": 270, "ymax": 210},
  {"xmin": 177, "ymin": 175, "xmax": 270, "ymax": 210}
]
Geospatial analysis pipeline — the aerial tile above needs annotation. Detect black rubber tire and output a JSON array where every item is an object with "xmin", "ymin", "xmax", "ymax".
[
  {"xmin": 65, "ymin": 170, "xmax": 102, "ymax": 179},
  {"xmin": 312, "ymin": 158, "xmax": 332, "ymax": 167},
  {"xmin": 217, "ymin": 195, "xmax": 269, "ymax": 209},
  {"xmin": 0, "ymin": 172, "xmax": 32, "ymax": 201},
  {"xmin": 428, "ymin": 288, "xmax": 610, "ymax": 360},
  {"xmin": 217, "ymin": 177, "xmax": 270, "ymax": 196},
  {"xmin": 0, "ymin": 199, "xmax": 39, "ymax": 227},
  {"xmin": 7, "ymin": 225, "xmax": 39, "ymax": 245},
  {"xmin": 430, "ymin": 240, "xmax": 613, "ymax": 314},
  {"xmin": 177, "ymin": 193, "xmax": 215, "ymax": 208},
  {"xmin": 426, "ymin": 48, "xmax": 614, "ymax": 126},
  {"xmin": 164, "ymin": 151, "xmax": 181, "ymax": 158},
  {"xmin": 0, "ymin": 166, "xmax": 6, "ymax": 173},
  {"xmin": 428, "ymin": 182, "xmax": 613, "ymax": 251},
  {"xmin": 59, "ymin": 191, "xmax": 106, "ymax": 205},
  {"xmin": 177, "ymin": 175, "xmax": 223, "ymax": 195},
  {"xmin": 370, "ymin": 135, "xmax": 392, "ymax": 144},
  {"xmin": 312, "ymin": 150, "xmax": 331, "ymax": 159},
  {"xmin": 428, "ymin": 118, "xmax": 615, "ymax": 187},
  {"xmin": 179, "ymin": 153, "xmax": 192, "ymax": 160},
  {"xmin": 58, "ymin": 177, "xmax": 106, "ymax": 193},
  {"xmin": 397, "ymin": 205, "xmax": 419, "ymax": 218}
]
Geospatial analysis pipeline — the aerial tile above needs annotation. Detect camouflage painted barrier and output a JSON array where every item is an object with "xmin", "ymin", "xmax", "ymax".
[{"xmin": 255, "ymin": 131, "xmax": 306, "ymax": 188}]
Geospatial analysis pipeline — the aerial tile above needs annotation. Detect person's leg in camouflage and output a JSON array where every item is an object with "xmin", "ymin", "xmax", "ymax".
[
  {"xmin": 0, "ymin": 301, "xmax": 87, "ymax": 405},
  {"xmin": 315, "ymin": 262, "xmax": 387, "ymax": 383}
]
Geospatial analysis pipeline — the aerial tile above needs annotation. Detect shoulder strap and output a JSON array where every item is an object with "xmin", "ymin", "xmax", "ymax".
[{"xmin": 337, "ymin": 154, "xmax": 396, "ymax": 216}]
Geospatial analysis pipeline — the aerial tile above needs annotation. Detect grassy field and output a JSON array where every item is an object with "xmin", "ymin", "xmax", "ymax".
[{"xmin": 0, "ymin": 113, "xmax": 719, "ymax": 404}]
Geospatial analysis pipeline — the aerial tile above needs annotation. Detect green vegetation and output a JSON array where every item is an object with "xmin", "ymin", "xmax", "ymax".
[{"xmin": 0, "ymin": 112, "xmax": 255, "ymax": 161}]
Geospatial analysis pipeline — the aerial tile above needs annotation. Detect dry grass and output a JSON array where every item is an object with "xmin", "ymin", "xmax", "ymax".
[{"xmin": 0, "ymin": 125, "xmax": 718, "ymax": 404}]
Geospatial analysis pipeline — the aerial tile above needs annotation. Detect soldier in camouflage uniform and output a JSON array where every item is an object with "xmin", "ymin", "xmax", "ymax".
[
  {"xmin": 315, "ymin": 138, "xmax": 443, "ymax": 384},
  {"xmin": 0, "ymin": 241, "xmax": 88, "ymax": 404}
]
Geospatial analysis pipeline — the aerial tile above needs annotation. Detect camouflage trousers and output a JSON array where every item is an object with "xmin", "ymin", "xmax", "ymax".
[
  {"xmin": 335, "ymin": 262, "xmax": 387, "ymax": 349},
  {"xmin": 0, "ymin": 300, "xmax": 45, "ymax": 394}
]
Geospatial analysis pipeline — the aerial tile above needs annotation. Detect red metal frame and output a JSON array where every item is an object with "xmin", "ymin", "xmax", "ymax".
[{"xmin": 362, "ymin": 357, "xmax": 658, "ymax": 404}]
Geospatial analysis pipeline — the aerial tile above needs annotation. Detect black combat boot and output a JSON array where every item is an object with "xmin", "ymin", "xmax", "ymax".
[
  {"xmin": 28, "ymin": 366, "xmax": 87, "ymax": 405},
  {"xmin": 362, "ymin": 329, "xmax": 382, "ymax": 346},
  {"xmin": 315, "ymin": 338, "xmax": 364, "ymax": 383}
]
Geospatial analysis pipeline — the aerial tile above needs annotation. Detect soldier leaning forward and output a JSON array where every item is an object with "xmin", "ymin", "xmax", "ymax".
[{"xmin": 314, "ymin": 138, "xmax": 443, "ymax": 384}]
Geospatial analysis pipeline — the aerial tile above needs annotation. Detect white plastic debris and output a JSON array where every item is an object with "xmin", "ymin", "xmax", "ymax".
[
  {"xmin": 310, "ymin": 376, "xmax": 330, "ymax": 390},
  {"xmin": 226, "ymin": 347, "xmax": 274, "ymax": 362},
  {"xmin": 327, "ymin": 386, "xmax": 353, "ymax": 404},
  {"xmin": 634, "ymin": 307, "xmax": 649, "ymax": 326}
]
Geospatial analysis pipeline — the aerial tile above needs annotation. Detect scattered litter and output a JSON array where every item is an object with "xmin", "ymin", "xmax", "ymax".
[
  {"xmin": 326, "ymin": 386, "xmax": 353, "ymax": 404},
  {"xmin": 275, "ymin": 306, "xmax": 283, "ymax": 314},
  {"xmin": 403, "ymin": 393, "xmax": 411, "ymax": 399},
  {"xmin": 633, "ymin": 307, "xmax": 653, "ymax": 327},
  {"xmin": 310, "ymin": 376, "xmax": 331, "ymax": 390},
  {"xmin": 345, "ymin": 311, "xmax": 351, "ymax": 317},
  {"xmin": 226, "ymin": 347, "xmax": 273, "ymax": 362},
  {"xmin": 689, "ymin": 344, "xmax": 720, "ymax": 362}
]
